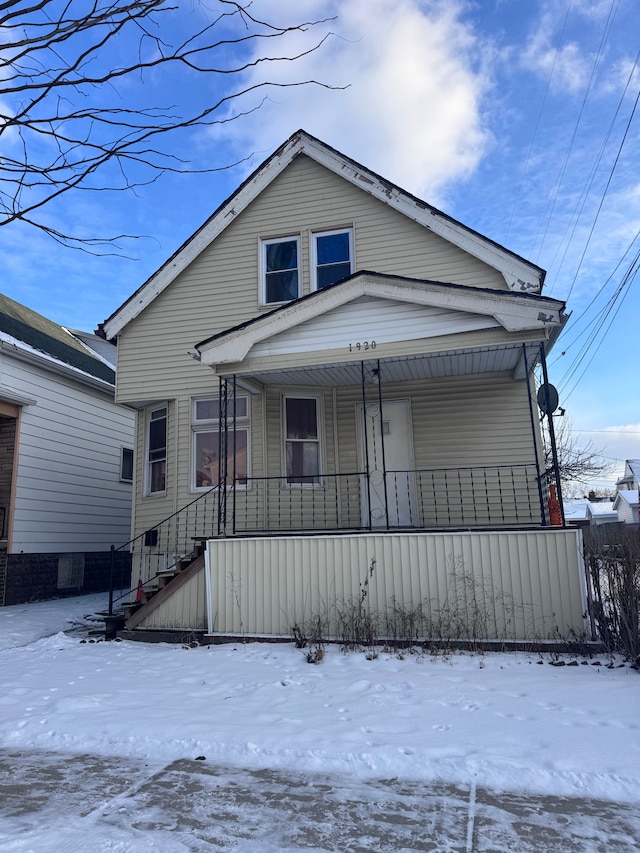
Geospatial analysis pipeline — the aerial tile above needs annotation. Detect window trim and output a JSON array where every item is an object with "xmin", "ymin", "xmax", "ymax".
[
  {"xmin": 144, "ymin": 404, "xmax": 168, "ymax": 497},
  {"xmin": 260, "ymin": 234, "xmax": 301, "ymax": 306},
  {"xmin": 311, "ymin": 227, "xmax": 354, "ymax": 293},
  {"xmin": 191, "ymin": 394, "xmax": 250, "ymax": 492},
  {"xmin": 282, "ymin": 393, "xmax": 324, "ymax": 488}
]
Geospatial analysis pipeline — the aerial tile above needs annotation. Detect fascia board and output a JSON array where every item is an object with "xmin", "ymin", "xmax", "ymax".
[{"xmin": 198, "ymin": 275, "xmax": 563, "ymax": 366}]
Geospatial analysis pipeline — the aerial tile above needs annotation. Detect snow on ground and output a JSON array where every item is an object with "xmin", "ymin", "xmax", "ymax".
[{"xmin": 0, "ymin": 593, "xmax": 639, "ymax": 806}]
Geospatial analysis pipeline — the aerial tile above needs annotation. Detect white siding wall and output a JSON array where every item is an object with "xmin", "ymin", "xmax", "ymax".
[
  {"xmin": 3, "ymin": 357, "xmax": 134, "ymax": 553},
  {"xmin": 206, "ymin": 529, "xmax": 586, "ymax": 641}
]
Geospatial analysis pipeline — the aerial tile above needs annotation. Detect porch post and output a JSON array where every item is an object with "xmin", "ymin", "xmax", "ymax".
[
  {"xmin": 375, "ymin": 359, "xmax": 390, "ymax": 529},
  {"xmin": 539, "ymin": 342, "xmax": 565, "ymax": 526},
  {"xmin": 523, "ymin": 344, "xmax": 547, "ymax": 526},
  {"xmin": 232, "ymin": 374, "xmax": 237, "ymax": 536},
  {"xmin": 360, "ymin": 360, "xmax": 372, "ymax": 530},
  {"xmin": 217, "ymin": 378, "xmax": 229, "ymax": 536}
]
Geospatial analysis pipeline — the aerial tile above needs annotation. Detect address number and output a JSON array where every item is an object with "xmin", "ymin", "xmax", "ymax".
[{"xmin": 349, "ymin": 341, "xmax": 376, "ymax": 352}]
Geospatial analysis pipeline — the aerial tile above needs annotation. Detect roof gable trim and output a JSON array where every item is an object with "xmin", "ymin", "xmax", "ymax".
[
  {"xmin": 102, "ymin": 131, "xmax": 545, "ymax": 339},
  {"xmin": 196, "ymin": 273, "xmax": 564, "ymax": 367}
]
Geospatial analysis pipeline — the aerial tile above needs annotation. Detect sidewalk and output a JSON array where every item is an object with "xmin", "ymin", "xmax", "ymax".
[{"xmin": 1, "ymin": 749, "xmax": 639, "ymax": 852}]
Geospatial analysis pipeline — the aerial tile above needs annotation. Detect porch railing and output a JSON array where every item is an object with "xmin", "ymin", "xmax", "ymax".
[
  {"xmin": 231, "ymin": 463, "xmax": 544, "ymax": 532},
  {"xmin": 113, "ymin": 462, "xmax": 546, "ymax": 611}
]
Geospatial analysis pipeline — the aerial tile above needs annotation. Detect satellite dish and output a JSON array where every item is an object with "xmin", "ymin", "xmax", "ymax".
[{"xmin": 537, "ymin": 383, "xmax": 559, "ymax": 415}]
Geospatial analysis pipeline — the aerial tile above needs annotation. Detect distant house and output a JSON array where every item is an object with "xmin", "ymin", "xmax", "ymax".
[
  {"xmin": 613, "ymin": 490, "xmax": 639, "ymax": 525},
  {"xmin": 0, "ymin": 294, "xmax": 134, "ymax": 605},
  {"xmin": 563, "ymin": 498, "xmax": 617, "ymax": 527},
  {"xmin": 616, "ymin": 460, "xmax": 640, "ymax": 492},
  {"xmin": 101, "ymin": 130, "xmax": 588, "ymax": 643}
]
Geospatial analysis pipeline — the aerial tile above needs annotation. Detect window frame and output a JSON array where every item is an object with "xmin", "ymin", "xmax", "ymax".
[
  {"xmin": 120, "ymin": 446, "xmax": 134, "ymax": 483},
  {"xmin": 260, "ymin": 235, "xmax": 301, "ymax": 306},
  {"xmin": 311, "ymin": 227, "xmax": 354, "ymax": 292},
  {"xmin": 282, "ymin": 393, "xmax": 324, "ymax": 488},
  {"xmin": 191, "ymin": 394, "xmax": 250, "ymax": 492},
  {"xmin": 144, "ymin": 404, "xmax": 167, "ymax": 497}
]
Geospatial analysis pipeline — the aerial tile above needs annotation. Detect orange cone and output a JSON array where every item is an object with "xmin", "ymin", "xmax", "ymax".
[{"xmin": 136, "ymin": 578, "xmax": 144, "ymax": 603}]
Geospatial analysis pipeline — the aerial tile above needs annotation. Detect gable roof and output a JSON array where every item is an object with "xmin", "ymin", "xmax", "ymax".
[
  {"xmin": 102, "ymin": 130, "xmax": 547, "ymax": 340},
  {"xmin": 195, "ymin": 271, "xmax": 566, "ymax": 367},
  {"xmin": 0, "ymin": 293, "xmax": 115, "ymax": 385},
  {"xmin": 613, "ymin": 489, "xmax": 639, "ymax": 509}
]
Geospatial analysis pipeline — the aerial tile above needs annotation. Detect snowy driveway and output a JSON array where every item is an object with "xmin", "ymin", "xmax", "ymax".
[{"xmin": 1, "ymin": 749, "xmax": 640, "ymax": 852}]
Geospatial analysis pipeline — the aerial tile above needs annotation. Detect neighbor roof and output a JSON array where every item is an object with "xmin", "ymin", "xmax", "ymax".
[
  {"xmin": 102, "ymin": 129, "xmax": 547, "ymax": 340},
  {"xmin": 0, "ymin": 293, "xmax": 115, "ymax": 384}
]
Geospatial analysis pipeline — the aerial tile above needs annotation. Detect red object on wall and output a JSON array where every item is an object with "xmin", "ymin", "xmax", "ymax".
[
  {"xmin": 548, "ymin": 484, "xmax": 562, "ymax": 526},
  {"xmin": 136, "ymin": 578, "xmax": 144, "ymax": 603}
]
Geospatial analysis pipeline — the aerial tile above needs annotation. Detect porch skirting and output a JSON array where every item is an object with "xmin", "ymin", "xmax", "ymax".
[{"xmin": 202, "ymin": 529, "xmax": 586, "ymax": 642}]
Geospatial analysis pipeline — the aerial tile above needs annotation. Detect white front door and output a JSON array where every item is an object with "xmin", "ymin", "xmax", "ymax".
[{"xmin": 357, "ymin": 399, "xmax": 416, "ymax": 527}]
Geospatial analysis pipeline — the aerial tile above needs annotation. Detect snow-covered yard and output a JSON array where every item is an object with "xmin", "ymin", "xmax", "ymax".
[
  {"xmin": 1, "ymin": 593, "xmax": 639, "ymax": 851},
  {"xmin": 1, "ymin": 593, "xmax": 638, "ymax": 803}
]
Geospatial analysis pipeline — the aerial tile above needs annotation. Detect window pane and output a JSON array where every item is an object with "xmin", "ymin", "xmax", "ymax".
[
  {"xmin": 149, "ymin": 417, "xmax": 166, "ymax": 454},
  {"xmin": 286, "ymin": 441, "xmax": 319, "ymax": 483},
  {"xmin": 285, "ymin": 398, "xmax": 318, "ymax": 439},
  {"xmin": 121, "ymin": 448, "xmax": 133, "ymax": 481},
  {"xmin": 317, "ymin": 232, "xmax": 350, "ymax": 265},
  {"xmin": 317, "ymin": 262, "xmax": 351, "ymax": 290},
  {"xmin": 195, "ymin": 399, "xmax": 219, "ymax": 421},
  {"xmin": 150, "ymin": 459, "xmax": 166, "ymax": 493},
  {"xmin": 266, "ymin": 240, "xmax": 297, "ymax": 272},
  {"xmin": 266, "ymin": 270, "xmax": 298, "ymax": 303},
  {"xmin": 195, "ymin": 429, "xmax": 248, "ymax": 487},
  {"xmin": 195, "ymin": 397, "xmax": 247, "ymax": 421}
]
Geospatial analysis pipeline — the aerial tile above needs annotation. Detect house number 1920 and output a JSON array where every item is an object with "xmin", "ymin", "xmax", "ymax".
[{"xmin": 349, "ymin": 341, "xmax": 376, "ymax": 352}]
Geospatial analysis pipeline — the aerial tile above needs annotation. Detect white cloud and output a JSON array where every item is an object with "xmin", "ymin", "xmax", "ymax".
[{"xmin": 208, "ymin": 0, "xmax": 492, "ymax": 201}]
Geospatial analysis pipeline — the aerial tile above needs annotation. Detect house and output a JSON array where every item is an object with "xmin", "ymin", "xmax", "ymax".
[
  {"xmin": 613, "ymin": 490, "xmax": 639, "ymax": 525},
  {"xmin": 0, "ymin": 294, "xmax": 134, "ymax": 605},
  {"xmin": 564, "ymin": 497, "xmax": 618, "ymax": 527},
  {"xmin": 616, "ymin": 460, "xmax": 640, "ymax": 492},
  {"xmin": 102, "ymin": 130, "xmax": 587, "ymax": 642}
]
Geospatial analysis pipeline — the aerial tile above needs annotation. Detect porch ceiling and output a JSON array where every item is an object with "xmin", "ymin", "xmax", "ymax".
[{"xmin": 226, "ymin": 342, "xmax": 538, "ymax": 387}]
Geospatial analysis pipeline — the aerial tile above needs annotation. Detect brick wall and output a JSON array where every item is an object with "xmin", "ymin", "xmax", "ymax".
[{"xmin": 3, "ymin": 550, "xmax": 132, "ymax": 606}]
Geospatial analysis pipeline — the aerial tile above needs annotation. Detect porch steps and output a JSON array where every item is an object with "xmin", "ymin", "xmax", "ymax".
[{"xmin": 119, "ymin": 552, "xmax": 206, "ymax": 634}]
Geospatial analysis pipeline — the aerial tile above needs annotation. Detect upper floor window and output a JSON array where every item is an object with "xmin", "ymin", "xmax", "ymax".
[
  {"xmin": 192, "ymin": 395, "xmax": 249, "ymax": 490},
  {"xmin": 145, "ymin": 405, "xmax": 167, "ymax": 495},
  {"xmin": 261, "ymin": 236, "xmax": 300, "ymax": 304},
  {"xmin": 312, "ymin": 228, "xmax": 353, "ymax": 291}
]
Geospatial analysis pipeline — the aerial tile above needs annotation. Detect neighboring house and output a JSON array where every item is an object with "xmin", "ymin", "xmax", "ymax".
[
  {"xmin": 613, "ymin": 490, "xmax": 639, "ymax": 525},
  {"xmin": 564, "ymin": 497, "xmax": 617, "ymax": 527},
  {"xmin": 102, "ymin": 130, "xmax": 587, "ymax": 642},
  {"xmin": 0, "ymin": 294, "xmax": 134, "ymax": 605},
  {"xmin": 616, "ymin": 460, "xmax": 640, "ymax": 492}
]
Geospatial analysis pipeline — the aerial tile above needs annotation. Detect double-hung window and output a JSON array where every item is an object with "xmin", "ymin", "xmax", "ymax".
[
  {"xmin": 312, "ymin": 228, "xmax": 353, "ymax": 291},
  {"xmin": 261, "ymin": 236, "xmax": 300, "ymax": 304},
  {"xmin": 284, "ymin": 396, "xmax": 321, "ymax": 485},
  {"xmin": 192, "ymin": 395, "xmax": 249, "ymax": 490},
  {"xmin": 145, "ymin": 405, "xmax": 167, "ymax": 495}
]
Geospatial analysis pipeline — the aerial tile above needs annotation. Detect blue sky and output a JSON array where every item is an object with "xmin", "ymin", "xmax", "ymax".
[{"xmin": 1, "ymin": 0, "xmax": 638, "ymax": 490}]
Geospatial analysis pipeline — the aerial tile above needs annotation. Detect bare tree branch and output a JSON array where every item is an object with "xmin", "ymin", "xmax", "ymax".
[
  {"xmin": 544, "ymin": 416, "xmax": 613, "ymax": 488},
  {"xmin": 0, "ymin": 0, "xmax": 339, "ymax": 248}
]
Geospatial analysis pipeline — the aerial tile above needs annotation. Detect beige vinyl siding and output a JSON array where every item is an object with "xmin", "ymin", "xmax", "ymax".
[
  {"xmin": 205, "ymin": 529, "xmax": 586, "ymax": 640},
  {"xmin": 115, "ymin": 155, "xmax": 507, "ymax": 404},
  {"xmin": 130, "ymin": 394, "xmax": 266, "ymax": 553},
  {"xmin": 135, "ymin": 567, "xmax": 207, "ymax": 630},
  {"xmin": 253, "ymin": 372, "xmax": 541, "ymax": 531}
]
